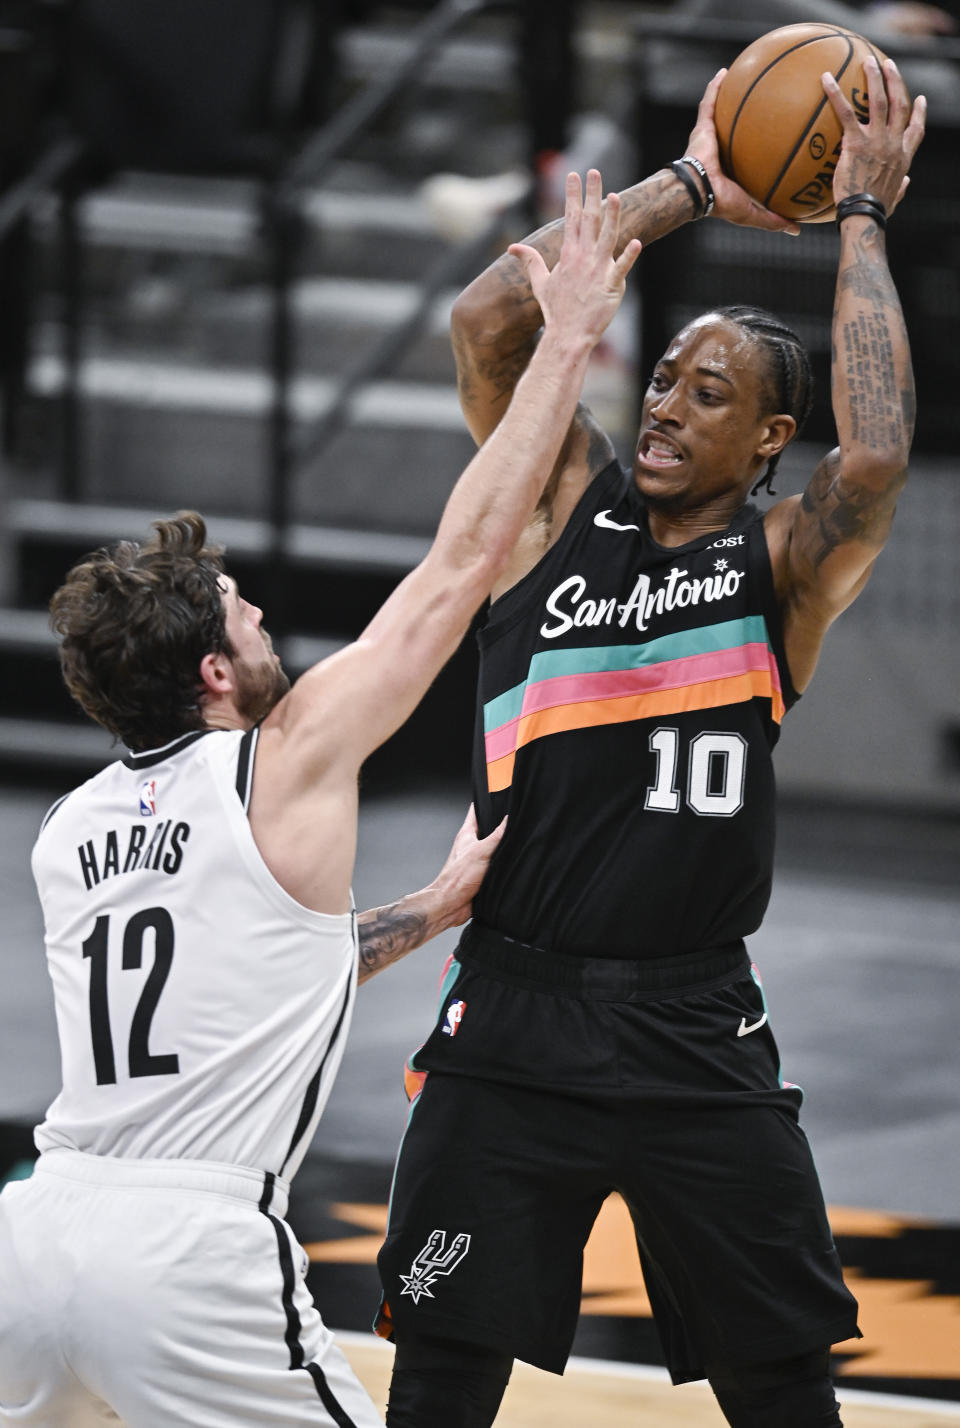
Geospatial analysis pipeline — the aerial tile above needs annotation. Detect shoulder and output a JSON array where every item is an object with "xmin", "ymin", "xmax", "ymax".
[{"xmin": 35, "ymin": 755, "xmax": 125, "ymax": 836}]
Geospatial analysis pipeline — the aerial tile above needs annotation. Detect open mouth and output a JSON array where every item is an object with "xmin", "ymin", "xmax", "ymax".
[{"xmin": 638, "ymin": 432, "xmax": 685, "ymax": 468}]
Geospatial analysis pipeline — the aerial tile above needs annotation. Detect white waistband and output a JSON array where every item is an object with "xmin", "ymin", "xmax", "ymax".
[{"xmin": 34, "ymin": 1147, "xmax": 290, "ymax": 1218}]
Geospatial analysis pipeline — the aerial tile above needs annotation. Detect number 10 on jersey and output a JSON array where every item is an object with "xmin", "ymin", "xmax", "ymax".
[{"xmin": 645, "ymin": 727, "xmax": 748, "ymax": 817}]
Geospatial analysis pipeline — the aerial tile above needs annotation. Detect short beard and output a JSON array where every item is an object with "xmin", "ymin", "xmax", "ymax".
[{"xmin": 233, "ymin": 655, "xmax": 291, "ymax": 726}]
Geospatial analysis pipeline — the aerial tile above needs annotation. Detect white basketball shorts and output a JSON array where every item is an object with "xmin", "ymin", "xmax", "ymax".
[{"xmin": 0, "ymin": 1148, "xmax": 382, "ymax": 1427}]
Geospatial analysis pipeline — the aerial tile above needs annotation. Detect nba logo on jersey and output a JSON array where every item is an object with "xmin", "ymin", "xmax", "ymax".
[
  {"xmin": 139, "ymin": 779, "xmax": 157, "ymax": 817},
  {"xmin": 442, "ymin": 1000, "xmax": 465, "ymax": 1036}
]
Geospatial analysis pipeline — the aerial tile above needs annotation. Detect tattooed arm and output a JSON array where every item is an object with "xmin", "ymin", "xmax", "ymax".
[
  {"xmin": 769, "ymin": 57, "xmax": 926, "ymax": 691},
  {"xmin": 453, "ymin": 74, "xmax": 799, "ymax": 599},
  {"xmin": 453, "ymin": 71, "xmax": 799, "ymax": 453},
  {"xmin": 356, "ymin": 808, "xmax": 503, "ymax": 984}
]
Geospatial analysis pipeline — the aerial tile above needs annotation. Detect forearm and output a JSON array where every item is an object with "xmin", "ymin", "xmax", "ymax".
[
  {"xmin": 453, "ymin": 168, "xmax": 693, "ymax": 383},
  {"xmin": 356, "ymin": 883, "xmax": 459, "ymax": 984},
  {"xmin": 794, "ymin": 216, "xmax": 914, "ymax": 577},
  {"xmin": 831, "ymin": 215, "xmax": 915, "ymax": 482},
  {"xmin": 437, "ymin": 326, "xmax": 596, "ymax": 579}
]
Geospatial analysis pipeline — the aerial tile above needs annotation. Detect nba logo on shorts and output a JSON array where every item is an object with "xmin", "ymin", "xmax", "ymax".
[
  {"xmin": 139, "ymin": 779, "xmax": 157, "ymax": 817},
  {"xmin": 442, "ymin": 999, "xmax": 465, "ymax": 1036}
]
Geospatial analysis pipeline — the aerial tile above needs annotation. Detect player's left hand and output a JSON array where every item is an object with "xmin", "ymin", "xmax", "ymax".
[
  {"xmin": 508, "ymin": 168, "xmax": 642, "ymax": 349},
  {"xmin": 823, "ymin": 56, "xmax": 926, "ymax": 217},
  {"xmin": 430, "ymin": 805, "xmax": 505, "ymax": 929},
  {"xmin": 685, "ymin": 69, "xmax": 802, "ymax": 236}
]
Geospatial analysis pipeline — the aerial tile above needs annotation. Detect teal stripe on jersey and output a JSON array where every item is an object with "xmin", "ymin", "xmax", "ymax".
[{"xmin": 482, "ymin": 615, "xmax": 771, "ymax": 733}]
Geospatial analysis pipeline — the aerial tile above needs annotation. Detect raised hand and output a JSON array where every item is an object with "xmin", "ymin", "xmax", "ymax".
[
  {"xmin": 685, "ymin": 70, "xmax": 802, "ymax": 236},
  {"xmin": 507, "ymin": 168, "xmax": 642, "ymax": 349},
  {"xmin": 822, "ymin": 57, "xmax": 926, "ymax": 216}
]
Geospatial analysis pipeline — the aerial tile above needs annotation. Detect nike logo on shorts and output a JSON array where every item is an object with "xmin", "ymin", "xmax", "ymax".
[
  {"xmin": 594, "ymin": 510, "xmax": 640, "ymax": 532},
  {"xmin": 737, "ymin": 1012, "xmax": 768, "ymax": 1037}
]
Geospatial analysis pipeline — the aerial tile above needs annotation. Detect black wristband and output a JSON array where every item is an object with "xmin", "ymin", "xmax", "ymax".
[
  {"xmin": 671, "ymin": 160, "xmax": 706, "ymax": 219},
  {"xmin": 835, "ymin": 192, "xmax": 887, "ymax": 231},
  {"xmin": 677, "ymin": 154, "xmax": 715, "ymax": 217}
]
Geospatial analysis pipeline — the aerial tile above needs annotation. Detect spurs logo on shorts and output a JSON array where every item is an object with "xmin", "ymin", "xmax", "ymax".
[{"xmin": 399, "ymin": 1230, "xmax": 471, "ymax": 1304}]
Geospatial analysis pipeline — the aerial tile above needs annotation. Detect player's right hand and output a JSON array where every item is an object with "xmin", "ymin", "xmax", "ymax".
[{"xmin": 686, "ymin": 69, "xmax": 801, "ymax": 236}]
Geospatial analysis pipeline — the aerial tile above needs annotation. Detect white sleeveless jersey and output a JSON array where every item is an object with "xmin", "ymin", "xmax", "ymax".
[{"xmin": 31, "ymin": 728, "xmax": 357, "ymax": 1181}]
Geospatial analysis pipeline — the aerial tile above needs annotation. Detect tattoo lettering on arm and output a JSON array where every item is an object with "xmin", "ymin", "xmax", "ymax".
[
  {"xmin": 357, "ymin": 902, "xmax": 428, "ymax": 984},
  {"xmin": 839, "ymin": 308, "xmax": 901, "ymax": 451},
  {"xmin": 835, "ymin": 229, "xmax": 913, "ymax": 453}
]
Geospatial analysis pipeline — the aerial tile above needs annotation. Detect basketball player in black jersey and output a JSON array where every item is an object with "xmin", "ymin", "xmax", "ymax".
[{"xmin": 376, "ymin": 59, "xmax": 925, "ymax": 1428}]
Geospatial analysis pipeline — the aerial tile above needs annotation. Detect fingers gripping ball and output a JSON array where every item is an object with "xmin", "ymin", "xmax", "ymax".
[{"xmin": 714, "ymin": 23, "xmax": 896, "ymax": 222}]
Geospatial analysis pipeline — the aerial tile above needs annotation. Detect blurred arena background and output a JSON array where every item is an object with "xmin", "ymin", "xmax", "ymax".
[{"xmin": 0, "ymin": 0, "xmax": 958, "ymax": 1414}]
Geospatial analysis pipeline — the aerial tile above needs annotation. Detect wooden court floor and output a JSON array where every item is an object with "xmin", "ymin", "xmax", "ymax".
[{"xmin": 340, "ymin": 1335, "xmax": 960, "ymax": 1428}]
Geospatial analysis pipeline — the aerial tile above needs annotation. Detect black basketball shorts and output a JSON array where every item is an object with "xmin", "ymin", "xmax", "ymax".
[{"xmin": 376, "ymin": 922, "xmax": 860, "ymax": 1384}]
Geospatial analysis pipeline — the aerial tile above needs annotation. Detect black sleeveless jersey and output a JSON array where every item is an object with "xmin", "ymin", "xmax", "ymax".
[{"xmin": 470, "ymin": 460, "xmax": 799, "ymax": 959}]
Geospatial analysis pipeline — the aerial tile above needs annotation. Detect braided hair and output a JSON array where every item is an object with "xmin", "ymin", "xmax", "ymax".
[{"xmin": 713, "ymin": 305, "xmax": 814, "ymax": 496}]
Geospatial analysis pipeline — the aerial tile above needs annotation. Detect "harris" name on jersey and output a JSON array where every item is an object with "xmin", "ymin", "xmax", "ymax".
[{"xmin": 77, "ymin": 821, "xmax": 191, "ymax": 891}]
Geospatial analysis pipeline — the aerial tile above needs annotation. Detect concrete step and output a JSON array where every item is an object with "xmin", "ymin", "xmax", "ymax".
[
  {"xmin": 33, "ymin": 277, "xmax": 459, "ymax": 384},
  {"xmin": 23, "ymin": 353, "xmax": 474, "ymax": 531},
  {"xmin": 0, "ymin": 599, "xmax": 343, "ymax": 664},
  {"xmin": 0, "ymin": 601, "xmax": 474, "ymax": 785},
  {"xmin": 9, "ymin": 498, "xmax": 431, "ymax": 577},
  {"xmin": 6, "ymin": 495, "xmax": 436, "ymax": 662},
  {"xmin": 0, "ymin": 715, "xmax": 116, "ymax": 772},
  {"xmin": 33, "ymin": 173, "xmax": 458, "ymax": 288}
]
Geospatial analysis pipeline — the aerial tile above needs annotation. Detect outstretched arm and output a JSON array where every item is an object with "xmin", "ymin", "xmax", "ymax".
[
  {"xmin": 452, "ymin": 70, "xmax": 801, "ymax": 452},
  {"xmin": 769, "ymin": 57, "xmax": 926, "ymax": 690},
  {"xmin": 252, "ymin": 171, "xmax": 640, "ymax": 913},
  {"xmin": 356, "ymin": 808, "xmax": 502, "ymax": 984}
]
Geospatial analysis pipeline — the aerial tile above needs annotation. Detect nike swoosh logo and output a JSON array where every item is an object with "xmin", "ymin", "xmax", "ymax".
[
  {"xmin": 594, "ymin": 510, "xmax": 640, "ymax": 532},
  {"xmin": 737, "ymin": 1012, "xmax": 768, "ymax": 1037}
]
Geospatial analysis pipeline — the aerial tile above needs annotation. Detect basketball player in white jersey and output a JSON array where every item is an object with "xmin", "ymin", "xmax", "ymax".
[{"xmin": 0, "ymin": 172, "xmax": 641, "ymax": 1428}]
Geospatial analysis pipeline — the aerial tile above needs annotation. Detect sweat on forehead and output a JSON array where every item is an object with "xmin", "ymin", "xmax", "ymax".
[{"xmin": 664, "ymin": 313, "xmax": 763, "ymax": 363}]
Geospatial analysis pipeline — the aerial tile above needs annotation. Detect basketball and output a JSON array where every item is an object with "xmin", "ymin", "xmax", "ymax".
[{"xmin": 714, "ymin": 23, "xmax": 892, "ymax": 223}]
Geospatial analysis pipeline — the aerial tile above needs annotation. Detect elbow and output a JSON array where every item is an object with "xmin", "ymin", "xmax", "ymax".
[
  {"xmin": 844, "ymin": 452, "xmax": 909, "ymax": 494},
  {"xmin": 451, "ymin": 284, "xmax": 501, "ymax": 352},
  {"xmin": 452, "ymin": 256, "xmax": 534, "ymax": 350}
]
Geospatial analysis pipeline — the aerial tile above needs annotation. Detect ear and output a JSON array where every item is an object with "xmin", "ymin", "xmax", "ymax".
[
  {"xmin": 755, "ymin": 413, "xmax": 796, "ymax": 468},
  {"xmin": 198, "ymin": 650, "xmax": 235, "ymax": 701}
]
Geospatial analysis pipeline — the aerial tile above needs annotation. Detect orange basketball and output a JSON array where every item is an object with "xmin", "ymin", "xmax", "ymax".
[{"xmin": 714, "ymin": 23, "xmax": 892, "ymax": 223}]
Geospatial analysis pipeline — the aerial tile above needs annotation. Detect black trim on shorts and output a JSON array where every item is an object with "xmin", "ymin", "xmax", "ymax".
[
  {"xmin": 460, "ymin": 920, "xmax": 749, "ymax": 1002},
  {"xmin": 259, "ymin": 1171, "xmax": 360, "ymax": 1427},
  {"xmin": 280, "ymin": 971, "xmax": 354, "ymax": 1177}
]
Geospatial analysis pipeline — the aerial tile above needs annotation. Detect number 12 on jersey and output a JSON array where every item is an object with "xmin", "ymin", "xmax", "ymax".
[{"xmin": 82, "ymin": 907, "xmax": 180, "ymax": 1084}]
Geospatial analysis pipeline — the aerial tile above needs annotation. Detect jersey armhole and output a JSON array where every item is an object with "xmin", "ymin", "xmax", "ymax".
[
  {"xmin": 748, "ymin": 516, "xmax": 800, "ymax": 712},
  {"xmin": 480, "ymin": 458, "xmax": 628, "ymax": 644},
  {"xmin": 235, "ymin": 725, "xmax": 261, "ymax": 814}
]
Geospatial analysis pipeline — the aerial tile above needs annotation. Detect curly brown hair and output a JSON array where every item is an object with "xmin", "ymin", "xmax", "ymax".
[{"xmin": 50, "ymin": 511, "xmax": 231, "ymax": 751}]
